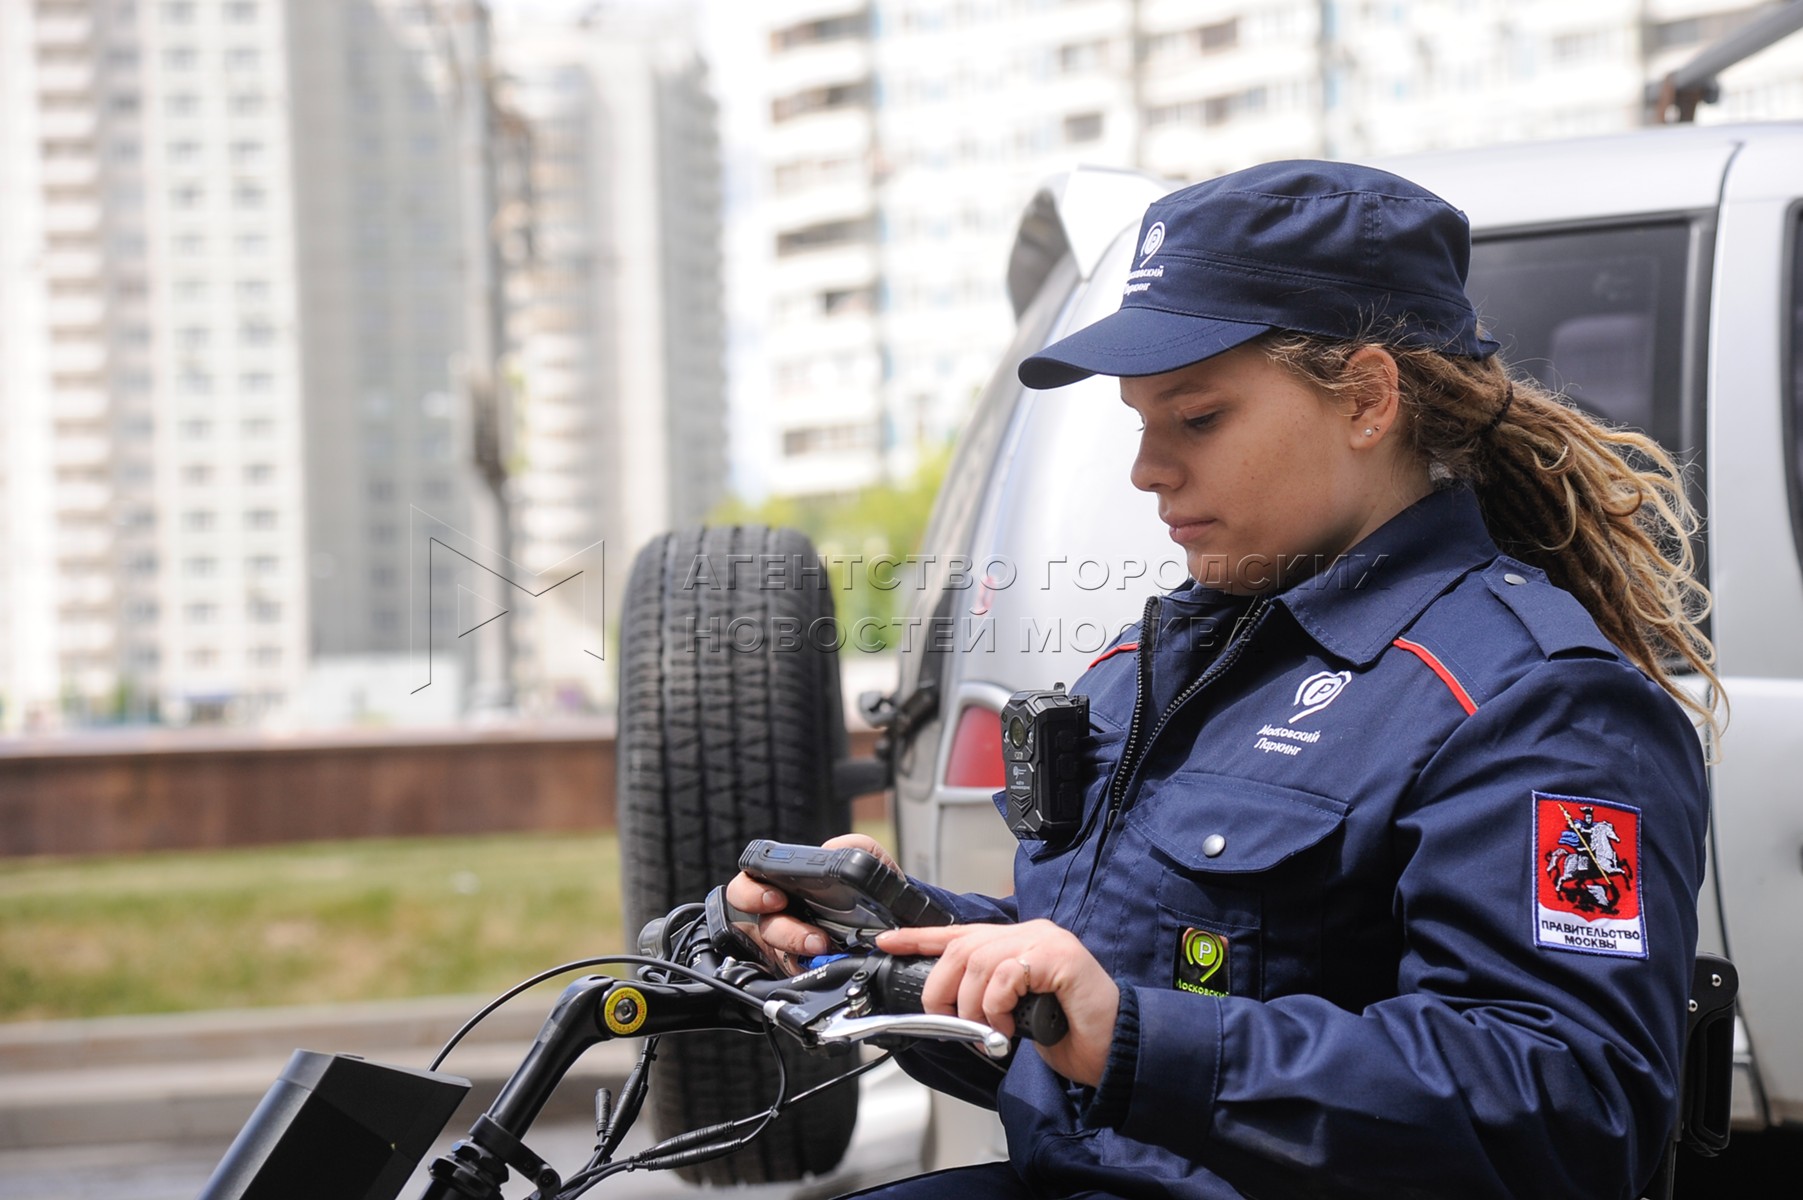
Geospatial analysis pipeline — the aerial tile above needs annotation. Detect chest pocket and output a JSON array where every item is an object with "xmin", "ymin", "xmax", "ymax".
[{"xmin": 1116, "ymin": 772, "xmax": 1347, "ymax": 1000}]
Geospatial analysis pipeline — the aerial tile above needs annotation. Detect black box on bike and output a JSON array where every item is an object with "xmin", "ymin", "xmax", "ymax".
[{"xmin": 198, "ymin": 1049, "xmax": 469, "ymax": 1200}]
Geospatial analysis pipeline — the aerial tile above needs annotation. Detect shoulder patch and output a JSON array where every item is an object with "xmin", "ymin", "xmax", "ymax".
[
  {"xmin": 1533, "ymin": 792, "xmax": 1646, "ymax": 959},
  {"xmin": 1484, "ymin": 563, "xmax": 1617, "ymax": 660}
]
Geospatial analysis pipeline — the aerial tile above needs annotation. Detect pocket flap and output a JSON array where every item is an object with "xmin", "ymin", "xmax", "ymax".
[{"xmin": 1125, "ymin": 772, "xmax": 1347, "ymax": 874}]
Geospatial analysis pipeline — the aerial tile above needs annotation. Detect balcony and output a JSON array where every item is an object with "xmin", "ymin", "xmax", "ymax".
[
  {"xmin": 42, "ymin": 202, "xmax": 101, "ymax": 234},
  {"xmin": 33, "ymin": 14, "xmax": 93, "ymax": 49},
  {"xmin": 46, "ymin": 340, "xmax": 106, "ymax": 374},
  {"xmin": 45, "ymin": 295, "xmax": 104, "ymax": 326},
  {"xmin": 36, "ymin": 62, "xmax": 96, "ymax": 96},
  {"xmin": 34, "ymin": 109, "xmax": 97, "ymax": 141},
  {"xmin": 39, "ymin": 156, "xmax": 99, "ymax": 188},
  {"xmin": 52, "ymin": 434, "xmax": 109, "ymax": 468}
]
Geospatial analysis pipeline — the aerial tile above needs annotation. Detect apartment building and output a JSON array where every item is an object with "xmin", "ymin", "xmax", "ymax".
[
  {"xmin": 0, "ymin": 0, "xmax": 506, "ymax": 731},
  {"xmin": 1, "ymin": 0, "xmax": 310, "ymax": 730},
  {"xmin": 722, "ymin": 0, "xmax": 1803, "ymax": 501},
  {"xmin": 494, "ymin": 5, "xmax": 728, "ymax": 712}
]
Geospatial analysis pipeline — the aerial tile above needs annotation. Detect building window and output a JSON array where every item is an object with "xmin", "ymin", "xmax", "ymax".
[
  {"xmin": 249, "ymin": 598, "xmax": 282, "ymax": 622},
  {"xmin": 249, "ymin": 645, "xmax": 282, "ymax": 666},
  {"xmin": 247, "ymin": 554, "xmax": 279, "ymax": 576},
  {"xmin": 783, "ymin": 422, "xmax": 874, "ymax": 456},
  {"xmin": 775, "ymin": 216, "xmax": 875, "ymax": 257},
  {"xmin": 182, "ymin": 463, "xmax": 213, "ymax": 485},
  {"xmin": 182, "ymin": 509, "xmax": 216, "ymax": 531},
  {"xmin": 166, "ymin": 93, "xmax": 200, "ymax": 117},
  {"xmin": 1058, "ymin": 40, "xmax": 1106, "ymax": 74},
  {"xmin": 1063, "ymin": 111, "xmax": 1104, "ymax": 143},
  {"xmin": 771, "ymin": 12, "xmax": 867, "ymax": 51},
  {"xmin": 244, "ymin": 508, "xmax": 277, "ymax": 530},
  {"xmin": 183, "ymin": 555, "xmax": 217, "ymax": 577},
  {"xmin": 185, "ymin": 601, "xmax": 218, "ymax": 623},
  {"xmin": 1199, "ymin": 18, "xmax": 1239, "ymax": 53},
  {"xmin": 771, "ymin": 80, "xmax": 871, "ymax": 123}
]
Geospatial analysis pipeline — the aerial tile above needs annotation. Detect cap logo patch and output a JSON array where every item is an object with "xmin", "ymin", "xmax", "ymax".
[
  {"xmin": 1290, "ymin": 670, "xmax": 1350, "ymax": 722},
  {"xmin": 1533, "ymin": 792, "xmax": 1645, "ymax": 958},
  {"xmin": 1174, "ymin": 927, "xmax": 1230, "ymax": 996},
  {"xmin": 1138, "ymin": 220, "xmax": 1165, "ymax": 266}
]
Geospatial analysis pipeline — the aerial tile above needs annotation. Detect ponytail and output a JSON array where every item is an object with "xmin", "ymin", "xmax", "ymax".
[{"xmin": 1261, "ymin": 332, "xmax": 1724, "ymax": 746}]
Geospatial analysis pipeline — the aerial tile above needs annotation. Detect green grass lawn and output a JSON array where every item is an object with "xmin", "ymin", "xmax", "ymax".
[
  {"xmin": 0, "ymin": 831, "xmax": 627, "ymax": 1021},
  {"xmin": 0, "ymin": 819, "xmax": 897, "ymax": 1023}
]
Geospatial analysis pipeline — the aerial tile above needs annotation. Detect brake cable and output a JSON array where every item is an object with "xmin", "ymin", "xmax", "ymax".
[{"xmin": 429, "ymin": 951, "xmax": 765, "ymax": 1071}]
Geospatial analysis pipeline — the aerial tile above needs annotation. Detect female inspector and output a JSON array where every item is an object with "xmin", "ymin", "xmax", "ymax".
[{"xmin": 728, "ymin": 160, "xmax": 1717, "ymax": 1199}]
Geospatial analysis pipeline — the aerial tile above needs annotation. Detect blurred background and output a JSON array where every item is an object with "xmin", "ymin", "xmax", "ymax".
[
  {"xmin": 7, "ymin": 0, "xmax": 1803, "ymax": 744},
  {"xmin": 2, "ymin": 1, "xmax": 1802, "ymax": 1192}
]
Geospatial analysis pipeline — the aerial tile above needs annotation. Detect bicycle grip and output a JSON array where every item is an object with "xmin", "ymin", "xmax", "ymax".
[{"xmin": 872, "ymin": 955, "xmax": 1068, "ymax": 1045}]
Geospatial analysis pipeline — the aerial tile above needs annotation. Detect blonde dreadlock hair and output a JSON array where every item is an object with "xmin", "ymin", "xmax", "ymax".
[{"xmin": 1261, "ymin": 331, "xmax": 1724, "ymax": 745}]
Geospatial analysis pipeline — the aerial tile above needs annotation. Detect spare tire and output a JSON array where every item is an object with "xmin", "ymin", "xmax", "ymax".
[{"xmin": 616, "ymin": 525, "xmax": 857, "ymax": 1184}]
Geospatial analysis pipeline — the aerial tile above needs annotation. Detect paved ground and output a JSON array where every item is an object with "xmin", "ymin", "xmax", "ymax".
[
  {"xmin": 0, "ymin": 995, "xmax": 933, "ymax": 1200},
  {"xmin": 0, "ymin": 1062, "xmax": 929, "ymax": 1200}
]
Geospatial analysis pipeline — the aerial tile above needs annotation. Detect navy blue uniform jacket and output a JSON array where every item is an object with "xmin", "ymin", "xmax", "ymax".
[{"xmin": 898, "ymin": 486, "xmax": 1709, "ymax": 1200}]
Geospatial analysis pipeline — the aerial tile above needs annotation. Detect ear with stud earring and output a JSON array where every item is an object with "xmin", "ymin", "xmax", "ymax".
[{"xmin": 1363, "ymin": 426, "xmax": 1378, "ymax": 437}]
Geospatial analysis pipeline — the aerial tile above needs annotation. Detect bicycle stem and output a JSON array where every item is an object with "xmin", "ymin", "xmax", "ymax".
[{"xmin": 419, "ymin": 973, "xmax": 762, "ymax": 1199}]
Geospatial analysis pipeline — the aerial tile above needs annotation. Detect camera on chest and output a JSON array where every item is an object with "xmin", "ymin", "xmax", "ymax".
[{"xmin": 1002, "ymin": 684, "xmax": 1088, "ymax": 841}]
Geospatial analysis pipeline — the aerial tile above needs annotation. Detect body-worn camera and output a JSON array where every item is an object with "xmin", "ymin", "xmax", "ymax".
[{"xmin": 1002, "ymin": 684, "xmax": 1088, "ymax": 841}]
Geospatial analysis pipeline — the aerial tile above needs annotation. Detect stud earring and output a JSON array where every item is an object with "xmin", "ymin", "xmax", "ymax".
[{"xmin": 1363, "ymin": 427, "xmax": 1377, "ymax": 437}]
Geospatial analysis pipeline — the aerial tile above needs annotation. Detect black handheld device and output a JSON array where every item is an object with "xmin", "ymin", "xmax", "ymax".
[
  {"xmin": 738, "ymin": 840, "xmax": 956, "ymax": 948},
  {"xmin": 1001, "ymin": 684, "xmax": 1088, "ymax": 840}
]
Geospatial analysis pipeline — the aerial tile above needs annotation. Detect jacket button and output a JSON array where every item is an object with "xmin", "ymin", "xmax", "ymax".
[
  {"xmin": 1202, "ymin": 834, "xmax": 1226, "ymax": 858},
  {"xmin": 1503, "ymin": 573, "xmax": 1527, "ymax": 585}
]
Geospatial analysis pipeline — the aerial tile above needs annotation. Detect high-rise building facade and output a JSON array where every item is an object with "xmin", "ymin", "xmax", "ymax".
[
  {"xmin": 0, "ymin": 0, "xmax": 508, "ymax": 731},
  {"xmin": 1, "ymin": 0, "xmax": 311, "ymax": 730},
  {"xmin": 717, "ymin": 0, "xmax": 1803, "ymax": 502},
  {"xmin": 495, "ymin": 5, "xmax": 728, "ymax": 711}
]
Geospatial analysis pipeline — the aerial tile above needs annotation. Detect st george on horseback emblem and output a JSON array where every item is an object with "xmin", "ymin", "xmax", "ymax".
[{"xmin": 1533, "ymin": 792, "xmax": 1647, "ymax": 958}]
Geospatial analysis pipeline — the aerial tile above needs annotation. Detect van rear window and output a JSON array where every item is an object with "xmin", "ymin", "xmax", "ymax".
[{"xmin": 1466, "ymin": 222, "xmax": 1695, "ymax": 458}]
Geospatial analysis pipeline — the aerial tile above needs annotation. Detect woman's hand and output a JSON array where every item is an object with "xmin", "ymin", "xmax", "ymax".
[
  {"xmin": 722, "ymin": 833, "xmax": 899, "ymax": 969},
  {"xmin": 875, "ymin": 919, "xmax": 1120, "ymax": 1088}
]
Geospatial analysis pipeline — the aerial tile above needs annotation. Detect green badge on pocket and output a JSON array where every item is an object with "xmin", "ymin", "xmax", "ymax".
[{"xmin": 1174, "ymin": 927, "xmax": 1230, "ymax": 997}]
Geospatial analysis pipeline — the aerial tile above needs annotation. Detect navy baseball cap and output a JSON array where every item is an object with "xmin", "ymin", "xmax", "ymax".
[{"xmin": 1018, "ymin": 159, "xmax": 1500, "ymax": 390}]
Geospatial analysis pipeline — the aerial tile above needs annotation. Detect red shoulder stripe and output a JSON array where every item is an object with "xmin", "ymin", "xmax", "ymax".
[
  {"xmin": 1392, "ymin": 637, "xmax": 1478, "ymax": 716},
  {"xmin": 1089, "ymin": 642, "xmax": 1139, "ymax": 670}
]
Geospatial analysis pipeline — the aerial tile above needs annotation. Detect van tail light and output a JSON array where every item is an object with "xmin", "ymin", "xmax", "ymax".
[{"xmin": 944, "ymin": 704, "xmax": 1005, "ymax": 788}]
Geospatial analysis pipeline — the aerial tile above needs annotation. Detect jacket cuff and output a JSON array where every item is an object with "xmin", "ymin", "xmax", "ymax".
[
  {"xmin": 1111, "ymin": 986, "xmax": 1227, "ymax": 1152},
  {"xmin": 1081, "ymin": 980, "xmax": 1141, "ymax": 1129}
]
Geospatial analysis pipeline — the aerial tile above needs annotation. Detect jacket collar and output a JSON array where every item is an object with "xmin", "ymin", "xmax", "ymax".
[{"xmin": 1265, "ymin": 485, "xmax": 1499, "ymax": 668}]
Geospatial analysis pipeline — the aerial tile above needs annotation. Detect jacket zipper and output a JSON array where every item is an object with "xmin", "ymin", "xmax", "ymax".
[{"xmin": 1080, "ymin": 595, "xmax": 1274, "ymax": 900}]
